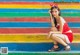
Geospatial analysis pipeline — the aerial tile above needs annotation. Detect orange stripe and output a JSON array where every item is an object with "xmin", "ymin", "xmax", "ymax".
[
  {"xmin": 0, "ymin": 28, "xmax": 50, "ymax": 34},
  {"xmin": 0, "ymin": 28, "xmax": 79, "ymax": 34},
  {"xmin": 71, "ymin": 28, "xmax": 80, "ymax": 33},
  {"xmin": 0, "ymin": 17, "xmax": 80, "ymax": 22},
  {"xmin": 65, "ymin": 18, "xmax": 80, "ymax": 22}
]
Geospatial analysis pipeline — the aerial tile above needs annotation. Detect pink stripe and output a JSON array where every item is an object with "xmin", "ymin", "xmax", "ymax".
[
  {"xmin": 0, "ymin": 2, "xmax": 53, "ymax": 4},
  {"xmin": 0, "ymin": 17, "xmax": 80, "ymax": 22},
  {"xmin": 0, "ymin": 28, "xmax": 79, "ymax": 34},
  {"xmin": 0, "ymin": 2, "xmax": 79, "ymax": 5}
]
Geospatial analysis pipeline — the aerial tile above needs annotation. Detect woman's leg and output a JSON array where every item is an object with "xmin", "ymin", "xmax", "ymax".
[
  {"xmin": 50, "ymin": 34, "xmax": 71, "ymax": 51},
  {"xmin": 51, "ymin": 34, "xmax": 67, "ymax": 46},
  {"xmin": 48, "ymin": 33, "xmax": 71, "ymax": 51},
  {"xmin": 48, "ymin": 40, "xmax": 59, "ymax": 51},
  {"xmin": 53, "ymin": 41, "xmax": 59, "ymax": 48}
]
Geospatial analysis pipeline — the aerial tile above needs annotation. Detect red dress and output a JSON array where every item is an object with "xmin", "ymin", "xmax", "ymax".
[{"xmin": 56, "ymin": 17, "xmax": 73, "ymax": 43}]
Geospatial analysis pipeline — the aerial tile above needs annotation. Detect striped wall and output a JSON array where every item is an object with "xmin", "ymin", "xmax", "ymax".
[{"xmin": 0, "ymin": 0, "xmax": 80, "ymax": 51}]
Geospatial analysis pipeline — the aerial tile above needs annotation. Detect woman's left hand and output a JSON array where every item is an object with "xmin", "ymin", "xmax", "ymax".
[{"xmin": 51, "ymin": 27, "xmax": 58, "ymax": 31}]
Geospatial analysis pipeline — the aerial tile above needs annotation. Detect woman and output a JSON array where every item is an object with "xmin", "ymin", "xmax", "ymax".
[{"xmin": 47, "ymin": 6, "xmax": 73, "ymax": 51}]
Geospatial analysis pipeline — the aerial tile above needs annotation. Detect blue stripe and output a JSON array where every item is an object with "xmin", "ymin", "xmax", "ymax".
[
  {"xmin": 64, "ymin": 0, "xmax": 80, "ymax": 2},
  {"xmin": 61, "ymin": 9, "xmax": 80, "ymax": 13},
  {"xmin": 0, "ymin": 0, "xmax": 63, "ymax": 2},
  {"xmin": 0, "ymin": 22, "xmax": 79, "ymax": 28},
  {"xmin": 0, "ymin": 43, "xmax": 80, "ymax": 51},
  {"xmin": 0, "ymin": 22, "xmax": 51, "ymax": 28},
  {"xmin": 68, "ymin": 22, "xmax": 80, "ymax": 28},
  {"xmin": 0, "ymin": 9, "xmax": 80, "ymax": 13},
  {"xmin": 0, "ymin": 0, "xmax": 80, "ymax": 2}
]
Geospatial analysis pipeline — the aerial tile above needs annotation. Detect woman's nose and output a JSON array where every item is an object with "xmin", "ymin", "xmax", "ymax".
[{"xmin": 53, "ymin": 12, "xmax": 56, "ymax": 15}]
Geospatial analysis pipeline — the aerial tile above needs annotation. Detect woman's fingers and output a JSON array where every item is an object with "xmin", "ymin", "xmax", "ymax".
[
  {"xmin": 51, "ymin": 27, "xmax": 58, "ymax": 31},
  {"xmin": 47, "ymin": 31, "xmax": 54, "ymax": 39}
]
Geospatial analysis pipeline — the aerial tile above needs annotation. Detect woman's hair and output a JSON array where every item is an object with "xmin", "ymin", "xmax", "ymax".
[
  {"xmin": 50, "ymin": 6, "xmax": 60, "ymax": 16},
  {"xmin": 50, "ymin": 6, "xmax": 61, "ymax": 27}
]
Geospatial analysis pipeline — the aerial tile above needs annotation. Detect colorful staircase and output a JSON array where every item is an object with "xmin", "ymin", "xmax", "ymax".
[{"xmin": 0, "ymin": 0, "xmax": 80, "ymax": 55}]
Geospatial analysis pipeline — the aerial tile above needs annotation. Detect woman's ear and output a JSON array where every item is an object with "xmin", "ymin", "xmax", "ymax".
[
  {"xmin": 59, "ymin": 11, "xmax": 61, "ymax": 16},
  {"xmin": 50, "ymin": 11, "xmax": 52, "ymax": 13}
]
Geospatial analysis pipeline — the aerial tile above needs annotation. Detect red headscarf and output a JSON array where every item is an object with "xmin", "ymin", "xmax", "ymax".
[{"xmin": 50, "ymin": 3, "xmax": 58, "ymax": 7}]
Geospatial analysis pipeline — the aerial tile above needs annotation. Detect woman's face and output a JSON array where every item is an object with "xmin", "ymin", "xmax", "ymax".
[{"xmin": 51, "ymin": 8, "xmax": 59, "ymax": 18}]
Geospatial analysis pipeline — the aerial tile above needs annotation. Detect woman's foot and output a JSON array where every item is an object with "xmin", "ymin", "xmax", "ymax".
[
  {"xmin": 48, "ymin": 44, "xmax": 60, "ymax": 52},
  {"xmin": 64, "ymin": 45, "xmax": 71, "ymax": 51}
]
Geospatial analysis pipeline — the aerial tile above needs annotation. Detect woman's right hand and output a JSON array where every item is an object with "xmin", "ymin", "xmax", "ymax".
[{"xmin": 49, "ymin": 10, "xmax": 52, "ymax": 16}]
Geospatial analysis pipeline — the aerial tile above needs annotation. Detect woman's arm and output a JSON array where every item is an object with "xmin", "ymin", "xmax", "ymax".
[
  {"xmin": 49, "ymin": 10, "xmax": 55, "ymax": 27},
  {"xmin": 52, "ymin": 18, "xmax": 63, "ymax": 33},
  {"xmin": 49, "ymin": 10, "xmax": 58, "ymax": 31},
  {"xmin": 59, "ymin": 18, "xmax": 63, "ymax": 33}
]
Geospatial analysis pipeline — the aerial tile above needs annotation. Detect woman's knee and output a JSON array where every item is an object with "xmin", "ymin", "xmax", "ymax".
[
  {"xmin": 50, "ymin": 34, "xmax": 57, "ymax": 38},
  {"xmin": 51, "ymin": 34, "xmax": 63, "ymax": 40},
  {"xmin": 48, "ymin": 31, "xmax": 54, "ymax": 37}
]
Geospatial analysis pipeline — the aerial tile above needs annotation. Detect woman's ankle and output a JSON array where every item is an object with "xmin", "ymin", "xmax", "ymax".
[
  {"xmin": 54, "ymin": 44, "xmax": 59, "ymax": 48},
  {"xmin": 64, "ymin": 45, "xmax": 71, "ymax": 51},
  {"xmin": 65, "ymin": 45, "xmax": 70, "ymax": 48}
]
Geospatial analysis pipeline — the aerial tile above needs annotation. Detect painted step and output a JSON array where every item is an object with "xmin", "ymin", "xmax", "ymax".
[
  {"xmin": 4, "ymin": 51, "xmax": 80, "ymax": 55},
  {"xmin": 0, "ymin": 43, "xmax": 80, "ymax": 51},
  {"xmin": 0, "ymin": 34, "xmax": 79, "ymax": 43},
  {"xmin": 0, "ymin": 28, "xmax": 79, "ymax": 33},
  {"xmin": 0, "ymin": 9, "xmax": 80, "ymax": 13},
  {"xmin": 0, "ymin": 0, "xmax": 80, "ymax": 2},
  {"xmin": 0, "ymin": 17, "xmax": 80, "ymax": 22},
  {"xmin": 0, "ymin": 22, "xmax": 79, "ymax": 28},
  {"xmin": 0, "ymin": 13, "xmax": 80, "ymax": 18},
  {"xmin": 0, "ymin": 2, "xmax": 80, "ymax": 9}
]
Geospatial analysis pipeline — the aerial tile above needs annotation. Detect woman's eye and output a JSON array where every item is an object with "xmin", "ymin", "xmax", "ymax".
[{"xmin": 55, "ymin": 11, "xmax": 57, "ymax": 12}]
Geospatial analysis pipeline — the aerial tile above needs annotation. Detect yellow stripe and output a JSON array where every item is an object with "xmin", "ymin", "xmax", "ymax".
[
  {"xmin": 0, "ymin": 4, "xmax": 80, "ymax": 9},
  {"xmin": 0, "ymin": 34, "xmax": 80, "ymax": 43},
  {"xmin": 0, "ymin": 34, "xmax": 51, "ymax": 43}
]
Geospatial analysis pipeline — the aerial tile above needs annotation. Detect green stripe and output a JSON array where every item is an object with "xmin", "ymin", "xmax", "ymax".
[
  {"xmin": 62, "ymin": 13, "xmax": 80, "ymax": 17},
  {"xmin": 0, "ymin": 13, "xmax": 80, "ymax": 18},
  {"xmin": 1, "ymin": 53, "xmax": 80, "ymax": 55}
]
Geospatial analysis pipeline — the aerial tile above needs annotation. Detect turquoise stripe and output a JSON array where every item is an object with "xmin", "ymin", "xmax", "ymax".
[
  {"xmin": 0, "ymin": 9, "xmax": 80, "ymax": 13},
  {"xmin": 0, "ymin": 22, "xmax": 79, "ymax": 28},
  {"xmin": 0, "ymin": 43, "xmax": 80, "ymax": 51},
  {"xmin": 0, "ymin": 0, "xmax": 65, "ymax": 2},
  {"xmin": 0, "ymin": 0, "xmax": 79, "ymax": 2}
]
